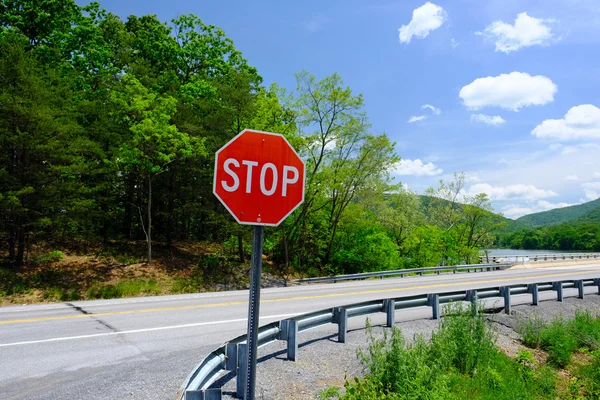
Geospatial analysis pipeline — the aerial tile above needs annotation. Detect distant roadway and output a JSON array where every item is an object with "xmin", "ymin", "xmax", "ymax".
[{"xmin": 1, "ymin": 264, "xmax": 600, "ymax": 399}]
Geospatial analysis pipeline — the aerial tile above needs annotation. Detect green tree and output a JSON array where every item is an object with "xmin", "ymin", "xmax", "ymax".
[
  {"xmin": 112, "ymin": 75, "xmax": 206, "ymax": 263},
  {"xmin": 0, "ymin": 31, "xmax": 81, "ymax": 267}
]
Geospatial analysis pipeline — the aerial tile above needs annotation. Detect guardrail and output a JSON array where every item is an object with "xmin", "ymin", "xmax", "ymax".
[
  {"xmin": 294, "ymin": 263, "xmax": 513, "ymax": 284},
  {"xmin": 177, "ymin": 276, "xmax": 600, "ymax": 400},
  {"xmin": 480, "ymin": 252, "xmax": 600, "ymax": 264}
]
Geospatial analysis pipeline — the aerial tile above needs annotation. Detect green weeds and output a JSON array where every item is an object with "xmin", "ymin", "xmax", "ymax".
[
  {"xmin": 86, "ymin": 279, "xmax": 161, "ymax": 299},
  {"xmin": 338, "ymin": 303, "xmax": 555, "ymax": 400},
  {"xmin": 519, "ymin": 310, "xmax": 600, "ymax": 367}
]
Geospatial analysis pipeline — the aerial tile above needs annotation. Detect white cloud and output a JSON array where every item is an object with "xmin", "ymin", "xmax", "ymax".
[
  {"xmin": 502, "ymin": 200, "xmax": 574, "ymax": 219},
  {"xmin": 459, "ymin": 72, "xmax": 557, "ymax": 111},
  {"xmin": 532, "ymin": 105, "xmax": 600, "ymax": 140},
  {"xmin": 565, "ymin": 175, "xmax": 579, "ymax": 181},
  {"xmin": 482, "ymin": 12, "xmax": 556, "ymax": 53},
  {"xmin": 548, "ymin": 143, "xmax": 562, "ymax": 151},
  {"xmin": 392, "ymin": 159, "xmax": 443, "ymax": 176},
  {"xmin": 398, "ymin": 2, "xmax": 447, "ymax": 44},
  {"xmin": 582, "ymin": 181, "xmax": 600, "ymax": 200},
  {"xmin": 450, "ymin": 38, "xmax": 459, "ymax": 48},
  {"xmin": 470, "ymin": 114, "xmax": 506, "ymax": 125},
  {"xmin": 465, "ymin": 173, "xmax": 481, "ymax": 183},
  {"xmin": 408, "ymin": 115, "xmax": 427, "ymax": 123},
  {"xmin": 593, "ymin": 172, "xmax": 600, "ymax": 179},
  {"xmin": 561, "ymin": 143, "xmax": 600, "ymax": 155},
  {"xmin": 421, "ymin": 104, "xmax": 441, "ymax": 115},
  {"xmin": 467, "ymin": 183, "xmax": 557, "ymax": 201}
]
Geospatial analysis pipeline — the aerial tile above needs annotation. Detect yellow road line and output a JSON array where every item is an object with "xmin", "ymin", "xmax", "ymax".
[{"xmin": 1, "ymin": 270, "xmax": 597, "ymax": 326}]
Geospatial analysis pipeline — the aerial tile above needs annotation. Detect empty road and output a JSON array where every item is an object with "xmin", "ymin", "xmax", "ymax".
[{"xmin": 1, "ymin": 264, "xmax": 600, "ymax": 399}]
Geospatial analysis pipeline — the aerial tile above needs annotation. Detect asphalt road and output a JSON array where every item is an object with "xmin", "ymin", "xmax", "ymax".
[{"xmin": 1, "ymin": 264, "xmax": 600, "ymax": 400}]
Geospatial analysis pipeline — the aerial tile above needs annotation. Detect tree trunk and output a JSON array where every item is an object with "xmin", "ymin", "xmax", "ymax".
[
  {"xmin": 147, "ymin": 175, "xmax": 152, "ymax": 264},
  {"xmin": 15, "ymin": 224, "xmax": 25, "ymax": 268},
  {"xmin": 166, "ymin": 172, "xmax": 174, "ymax": 247},
  {"xmin": 8, "ymin": 228, "xmax": 15, "ymax": 259},
  {"xmin": 237, "ymin": 233, "xmax": 245, "ymax": 263}
]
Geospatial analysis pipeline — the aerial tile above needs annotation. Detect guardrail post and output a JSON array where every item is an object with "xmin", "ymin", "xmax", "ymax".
[
  {"xmin": 595, "ymin": 279, "xmax": 600, "ymax": 295},
  {"xmin": 236, "ymin": 344, "xmax": 247, "ymax": 399},
  {"xmin": 428, "ymin": 294, "xmax": 440, "ymax": 320},
  {"xmin": 500, "ymin": 287, "xmax": 511, "ymax": 314},
  {"xmin": 553, "ymin": 282, "xmax": 563, "ymax": 302},
  {"xmin": 225, "ymin": 344, "xmax": 237, "ymax": 371},
  {"xmin": 383, "ymin": 299, "xmax": 395, "ymax": 327},
  {"xmin": 576, "ymin": 280, "xmax": 584, "ymax": 299},
  {"xmin": 335, "ymin": 308, "xmax": 348, "ymax": 343},
  {"xmin": 466, "ymin": 290, "xmax": 477, "ymax": 303},
  {"xmin": 527, "ymin": 284, "xmax": 539, "ymax": 306},
  {"xmin": 286, "ymin": 320, "xmax": 298, "ymax": 361},
  {"xmin": 185, "ymin": 389, "xmax": 222, "ymax": 400}
]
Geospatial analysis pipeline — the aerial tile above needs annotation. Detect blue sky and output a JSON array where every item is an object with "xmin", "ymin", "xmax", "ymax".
[{"xmin": 82, "ymin": 0, "xmax": 600, "ymax": 218}]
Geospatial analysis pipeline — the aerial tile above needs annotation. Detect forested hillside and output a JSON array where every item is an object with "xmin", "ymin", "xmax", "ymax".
[
  {"xmin": 497, "ymin": 198, "xmax": 600, "ymax": 251},
  {"xmin": 515, "ymin": 198, "xmax": 600, "ymax": 228},
  {"xmin": 0, "ymin": 1, "xmax": 505, "ymax": 302}
]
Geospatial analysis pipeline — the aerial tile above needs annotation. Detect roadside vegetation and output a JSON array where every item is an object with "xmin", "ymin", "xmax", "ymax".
[{"xmin": 318, "ymin": 305, "xmax": 600, "ymax": 400}]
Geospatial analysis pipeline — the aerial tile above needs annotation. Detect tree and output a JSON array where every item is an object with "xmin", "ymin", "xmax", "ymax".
[
  {"xmin": 0, "ymin": 31, "xmax": 81, "ymax": 267},
  {"xmin": 112, "ymin": 75, "xmax": 205, "ymax": 263},
  {"xmin": 425, "ymin": 173, "xmax": 501, "ymax": 264},
  {"xmin": 363, "ymin": 185, "xmax": 423, "ymax": 256},
  {"xmin": 283, "ymin": 71, "xmax": 398, "ymax": 272}
]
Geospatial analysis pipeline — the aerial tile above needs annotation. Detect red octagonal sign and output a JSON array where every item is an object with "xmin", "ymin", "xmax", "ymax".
[{"xmin": 213, "ymin": 129, "xmax": 306, "ymax": 226}]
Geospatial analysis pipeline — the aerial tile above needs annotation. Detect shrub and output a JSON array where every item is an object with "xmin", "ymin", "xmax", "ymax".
[
  {"xmin": 30, "ymin": 250, "xmax": 64, "ymax": 266},
  {"xmin": 519, "ymin": 310, "xmax": 600, "ymax": 368},
  {"xmin": 340, "ymin": 303, "xmax": 556, "ymax": 399}
]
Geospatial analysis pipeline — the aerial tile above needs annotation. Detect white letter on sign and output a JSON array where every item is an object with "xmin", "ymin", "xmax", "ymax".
[
  {"xmin": 282, "ymin": 166, "xmax": 299, "ymax": 197},
  {"xmin": 222, "ymin": 158, "xmax": 240, "ymax": 192},
  {"xmin": 260, "ymin": 163, "xmax": 278, "ymax": 196},
  {"xmin": 242, "ymin": 160, "xmax": 258, "ymax": 193}
]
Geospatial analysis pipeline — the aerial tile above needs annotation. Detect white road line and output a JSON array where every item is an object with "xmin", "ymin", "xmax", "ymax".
[{"xmin": 0, "ymin": 313, "xmax": 297, "ymax": 348}]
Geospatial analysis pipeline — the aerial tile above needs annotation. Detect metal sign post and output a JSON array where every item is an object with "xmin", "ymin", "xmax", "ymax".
[
  {"xmin": 245, "ymin": 225, "xmax": 264, "ymax": 400},
  {"xmin": 212, "ymin": 129, "xmax": 305, "ymax": 400}
]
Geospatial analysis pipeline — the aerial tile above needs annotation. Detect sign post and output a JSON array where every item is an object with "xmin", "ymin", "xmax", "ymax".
[{"xmin": 213, "ymin": 129, "xmax": 305, "ymax": 400}]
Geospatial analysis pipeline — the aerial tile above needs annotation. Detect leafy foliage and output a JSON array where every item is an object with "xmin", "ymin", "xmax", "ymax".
[
  {"xmin": 339, "ymin": 303, "xmax": 556, "ymax": 399},
  {"xmin": 519, "ymin": 310, "xmax": 600, "ymax": 367}
]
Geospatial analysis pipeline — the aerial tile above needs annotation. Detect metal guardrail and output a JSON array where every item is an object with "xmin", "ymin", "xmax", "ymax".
[
  {"xmin": 177, "ymin": 276, "xmax": 600, "ymax": 400},
  {"xmin": 293, "ymin": 263, "xmax": 513, "ymax": 284},
  {"xmin": 480, "ymin": 252, "xmax": 600, "ymax": 264}
]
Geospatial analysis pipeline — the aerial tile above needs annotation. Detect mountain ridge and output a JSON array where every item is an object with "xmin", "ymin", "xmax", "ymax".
[{"xmin": 515, "ymin": 198, "xmax": 600, "ymax": 228}]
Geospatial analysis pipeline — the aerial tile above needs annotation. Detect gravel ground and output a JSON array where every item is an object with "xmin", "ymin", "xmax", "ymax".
[{"xmin": 217, "ymin": 293, "xmax": 600, "ymax": 400}]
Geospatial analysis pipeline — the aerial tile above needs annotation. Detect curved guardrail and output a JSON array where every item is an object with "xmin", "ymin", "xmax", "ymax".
[
  {"xmin": 177, "ymin": 276, "xmax": 600, "ymax": 400},
  {"xmin": 294, "ymin": 263, "xmax": 513, "ymax": 284}
]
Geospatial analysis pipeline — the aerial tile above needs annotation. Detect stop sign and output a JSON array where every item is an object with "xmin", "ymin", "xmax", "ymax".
[{"xmin": 213, "ymin": 129, "xmax": 306, "ymax": 226}]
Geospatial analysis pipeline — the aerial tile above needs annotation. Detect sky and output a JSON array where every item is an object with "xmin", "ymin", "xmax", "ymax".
[{"xmin": 80, "ymin": 0, "xmax": 600, "ymax": 219}]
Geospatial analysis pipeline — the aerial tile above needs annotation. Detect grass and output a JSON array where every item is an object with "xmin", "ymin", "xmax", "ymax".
[
  {"xmin": 336, "ymin": 303, "xmax": 557, "ymax": 400},
  {"xmin": 519, "ymin": 310, "xmax": 600, "ymax": 367}
]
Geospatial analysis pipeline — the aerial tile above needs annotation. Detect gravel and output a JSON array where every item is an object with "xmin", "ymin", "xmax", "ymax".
[{"xmin": 216, "ymin": 293, "xmax": 600, "ymax": 400}]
